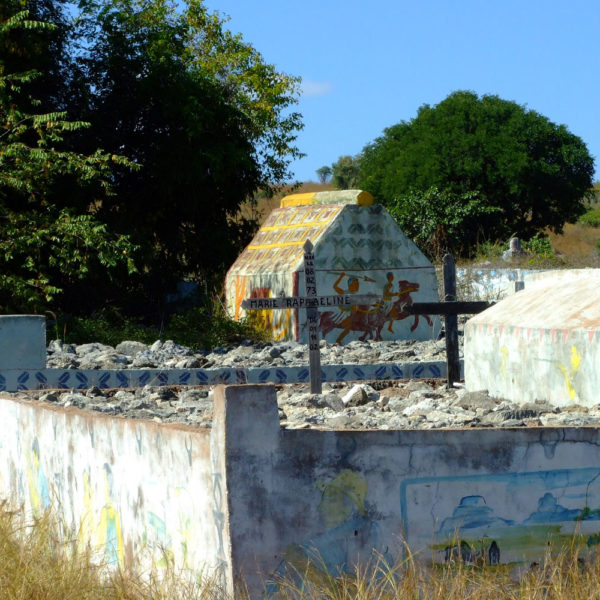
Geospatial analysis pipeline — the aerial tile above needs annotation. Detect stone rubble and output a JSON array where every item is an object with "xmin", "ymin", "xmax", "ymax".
[
  {"xmin": 45, "ymin": 337, "xmax": 449, "ymax": 370},
  {"xmin": 4, "ymin": 338, "xmax": 598, "ymax": 430}
]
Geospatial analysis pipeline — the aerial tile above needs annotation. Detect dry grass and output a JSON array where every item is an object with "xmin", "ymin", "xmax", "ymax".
[
  {"xmin": 6, "ymin": 502, "xmax": 600, "ymax": 600},
  {"xmin": 0, "ymin": 503, "xmax": 226, "ymax": 600},
  {"xmin": 269, "ymin": 547, "xmax": 600, "ymax": 600},
  {"xmin": 548, "ymin": 222, "xmax": 600, "ymax": 260},
  {"xmin": 237, "ymin": 182, "xmax": 334, "ymax": 224}
]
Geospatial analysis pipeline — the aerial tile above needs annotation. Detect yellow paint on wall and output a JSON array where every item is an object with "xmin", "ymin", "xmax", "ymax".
[
  {"xmin": 557, "ymin": 345, "xmax": 582, "ymax": 401},
  {"xmin": 500, "ymin": 346, "xmax": 509, "ymax": 378},
  {"xmin": 79, "ymin": 470, "xmax": 95, "ymax": 550},
  {"xmin": 279, "ymin": 190, "xmax": 374, "ymax": 207},
  {"xmin": 233, "ymin": 276, "xmax": 247, "ymax": 321},
  {"xmin": 260, "ymin": 219, "xmax": 331, "ymax": 232},
  {"xmin": 316, "ymin": 470, "xmax": 367, "ymax": 529},
  {"xmin": 570, "ymin": 345, "xmax": 581, "ymax": 372},
  {"xmin": 97, "ymin": 467, "xmax": 125, "ymax": 569},
  {"xmin": 248, "ymin": 239, "xmax": 310, "ymax": 250}
]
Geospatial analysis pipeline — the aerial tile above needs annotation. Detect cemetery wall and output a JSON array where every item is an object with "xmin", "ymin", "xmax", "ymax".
[
  {"xmin": 0, "ymin": 395, "xmax": 231, "ymax": 590},
  {"xmin": 4, "ymin": 385, "xmax": 600, "ymax": 597}
]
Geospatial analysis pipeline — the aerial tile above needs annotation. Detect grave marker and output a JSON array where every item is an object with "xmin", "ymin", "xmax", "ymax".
[
  {"xmin": 404, "ymin": 254, "xmax": 494, "ymax": 387},
  {"xmin": 242, "ymin": 239, "xmax": 378, "ymax": 394}
]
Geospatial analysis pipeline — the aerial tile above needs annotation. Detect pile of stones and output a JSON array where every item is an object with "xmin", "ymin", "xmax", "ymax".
[
  {"xmin": 45, "ymin": 337, "xmax": 448, "ymax": 370},
  {"xmin": 5, "ymin": 338, "xmax": 598, "ymax": 430}
]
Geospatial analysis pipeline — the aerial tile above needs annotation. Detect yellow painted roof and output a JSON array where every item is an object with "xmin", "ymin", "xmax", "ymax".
[
  {"xmin": 229, "ymin": 204, "xmax": 344, "ymax": 274},
  {"xmin": 280, "ymin": 189, "xmax": 373, "ymax": 208}
]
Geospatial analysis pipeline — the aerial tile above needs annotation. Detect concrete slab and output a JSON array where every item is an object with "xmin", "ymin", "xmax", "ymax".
[
  {"xmin": 0, "ymin": 315, "xmax": 45, "ymax": 369},
  {"xmin": 464, "ymin": 275, "xmax": 600, "ymax": 406}
]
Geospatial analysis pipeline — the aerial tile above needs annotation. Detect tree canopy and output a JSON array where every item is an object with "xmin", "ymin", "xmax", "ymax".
[
  {"xmin": 331, "ymin": 155, "xmax": 360, "ymax": 189},
  {"xmin": 0, "ymin": 9, "xmax": 136, "ymax": 312},
  {"xmin": 0, "ymin": 0, "xmax": 303, "ymax": 317},
  {"xmin": 316, "ymin": 165, "xmax": 332, "ymax": 183},
  {"xmin": 358, "ymin": 91, "xmax": 595, "ymax": 255}
]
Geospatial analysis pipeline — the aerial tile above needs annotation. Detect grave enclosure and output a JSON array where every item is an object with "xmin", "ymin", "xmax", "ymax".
[
  {"xmin": 4, "ymin": 385, "xmax": 600, "ymax": 598},
  {"xmin": 225, "ymin": 189, "xmax": 442, "ymax": 344}
]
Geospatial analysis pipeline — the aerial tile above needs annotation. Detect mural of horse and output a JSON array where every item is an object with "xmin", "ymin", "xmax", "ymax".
[{"xmin": 319, "ymin": 280, "xmax": 433, "ymax": 344}]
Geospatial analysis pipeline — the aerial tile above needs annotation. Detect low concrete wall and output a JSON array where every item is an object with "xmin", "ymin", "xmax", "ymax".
[
  {"xmin": 0, "ymin": 315, "xmax": 45, "ymax": 369},
  {"xmin": 0, "ymin": 359, "xmax": 451, "ymax": 392},
  {"xmin": 4, "ymin": 385, "xmax": 600, "ymax": 598},
  {"xmin": 0, "ymin": 395, "xmax": 230, "ymax": 589},
  {"xmin": 221, "ymin": 386, "xmax": 600, "ymax": 594}
]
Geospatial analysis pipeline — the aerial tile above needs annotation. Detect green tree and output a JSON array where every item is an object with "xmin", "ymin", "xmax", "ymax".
[
  {"xmin": 0, "ymin": 10, "xmax": 137, "ymax": 312},
  {"xmin": 71, "ymin": 0, "xmax": 303, "ymax": 313},
  {"xmin": 387, "ymin": 187, "xmax": 500, "ymax": 258},
  {"xmin": 331, "ymin": 154, "xmax": 360, "ymax": 189},
  {"xmin": 316, "ymin": 165, "xmax": 332, "ymax": 183},
  {"xmin": 359, "ymin": 91, "xmax": 595, "ymax": 254}
]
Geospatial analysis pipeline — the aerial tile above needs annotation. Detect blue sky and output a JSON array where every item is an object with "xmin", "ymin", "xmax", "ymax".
[{"xmin": 201, "ymin": 0, "xmax": 599, "ymax": 183}]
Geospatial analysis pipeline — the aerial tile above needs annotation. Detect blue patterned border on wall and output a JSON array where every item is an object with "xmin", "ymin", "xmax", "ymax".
[{"xmin": 0, "ymin": 360, "xmax": 458, "ymax": 392}]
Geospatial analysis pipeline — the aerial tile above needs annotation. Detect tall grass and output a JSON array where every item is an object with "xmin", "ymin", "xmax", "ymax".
[
  {"xmin": 268, "ymin": 547, "xmax": 600, "ymax": 600},
  {"xmin": 0, "ymin": 502, "xmax": 226, "ymax": 600},
  {"xmin": 4, "ymin": 502, "xmax": 600, "ymax": 600}
]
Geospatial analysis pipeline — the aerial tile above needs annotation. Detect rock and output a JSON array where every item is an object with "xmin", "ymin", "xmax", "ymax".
[
  {"xmin": 112, "ymin": 390, "xmax": 135, "ymax": 404},
  {"xmin": 405, "ymin": 380, "xmax": 433, "ymax": 392},
  {"xmin": 456, "ymin": 390, "xmax": 498, "ymax": 411},
  {"xmin": 60, "ymin": 393, "xmax": 88, "ymax": 409},
  {"xmin": 115, "ymin": 341, "xmax": 149, "ymax": 356},
  {"xmin": 86, "ymin": 386, "xmax": 105, "ymax": 398},
  {"xmin": 403, "ymin": 397, "xmax": 438, "ymax": 417},
  {"xmin": 342, "ymin": 384, "xmax": 370, "ymax": 407},
  {"xmin": 131, "ymin": 352, "xmax": 159, "ymax": 368}
]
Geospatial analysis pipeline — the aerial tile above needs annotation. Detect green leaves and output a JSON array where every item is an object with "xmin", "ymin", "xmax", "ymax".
[
  {"xmin": 358, "ymin": 91, "xmax": 594, "ymax": 255},
  {"xmin": 0, "ymin": 7, "xmax": 138, "ymax": 312},
  {"xmin": 388, "ymin": 187, "xmax": 500, "ymax": 258},
  {"xmin": 71, "ymin": 0, "xmax": 302, "ymax": 291},
  {"xmin": 331, "ymin": 155, "xmax": 360, "ymax": 189}
]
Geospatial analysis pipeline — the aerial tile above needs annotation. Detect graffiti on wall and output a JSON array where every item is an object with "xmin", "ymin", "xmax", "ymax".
[
  {"xmin": 400, "ymin": 467, "xmax": 600, "ymax": 566},
  {"xmin": 236, "ymin": 270, "xmax": 435, "ymax": 344},
  {"xmin": 26, "ymin": 437, "xmax": 50, "ymax": 513},
  {"xmin": 267, "ymin": 437, "xmax": 391, "ymax": 594},
  {"xmin": 98, "ymin": 463, "xmax": 125, "ymax": 568},
  {"xmin": 246, "ymin": 286, "xmax": 293, "ymax": 342},
  {"xmin": 319, "ymin": 271, "xmax": 432, "ymax": 344}
]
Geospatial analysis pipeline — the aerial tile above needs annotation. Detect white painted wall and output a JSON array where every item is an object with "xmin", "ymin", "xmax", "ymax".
[
  {"xmin": 3, "ymin": 386, "xmax": 600, "ymax": 599},
  {"xmin": 464, "ymin": 276, "xmax": 600, "ymax": 406},
  {"xmin": 0, "ymin": 397, "xmax": 228, "ymax": 587}
]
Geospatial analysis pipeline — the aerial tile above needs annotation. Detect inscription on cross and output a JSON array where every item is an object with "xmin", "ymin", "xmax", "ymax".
[{"xmin": 241, "ymin": 239, "xmax": 377, "ymax": 394}]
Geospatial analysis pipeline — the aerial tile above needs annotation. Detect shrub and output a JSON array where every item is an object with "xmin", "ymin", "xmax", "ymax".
[
  {"xmin": 579, "ymin": 206, "xmax": 600, "ymax": 227},
  {"xmin": 522, "ymin": 233, "xmax": 555, "ymax": 260},
  {"xmin": 52, "ymin": 301, "xmax": 269, "ymax": 351}
]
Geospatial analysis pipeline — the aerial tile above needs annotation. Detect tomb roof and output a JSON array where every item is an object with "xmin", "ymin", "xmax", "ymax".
[{"xmin": 280, "ymin": 189, "xmax": 373, "ymax": 207}]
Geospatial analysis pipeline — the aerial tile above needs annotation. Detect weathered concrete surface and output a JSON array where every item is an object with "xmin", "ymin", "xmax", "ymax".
[
  {"xmin": 464, "ymin": 276, "xmax": 600, "ymax": 406},
  {"xmin": 6, "ymin": 384, "xmax": 600, "ymax": 598},
  {"xmin": 226, "ymin": 192, "xmax": 441, "ymax": 344},
  {"xmin": 0, "ymin": 395, "xmax": 228, "ymax": 589},
  {"xmin": 218, "ymin": 385, "xmax": 600, "ymax": 596},
  {"xmin": 0, "ymin": 315, "xmax": 45, "ymax": 369}
]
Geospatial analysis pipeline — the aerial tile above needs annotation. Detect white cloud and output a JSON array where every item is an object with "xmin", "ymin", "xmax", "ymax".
[{"xmin": 301, "ymin": 80, "xmax": 334, "ymax": 97}]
